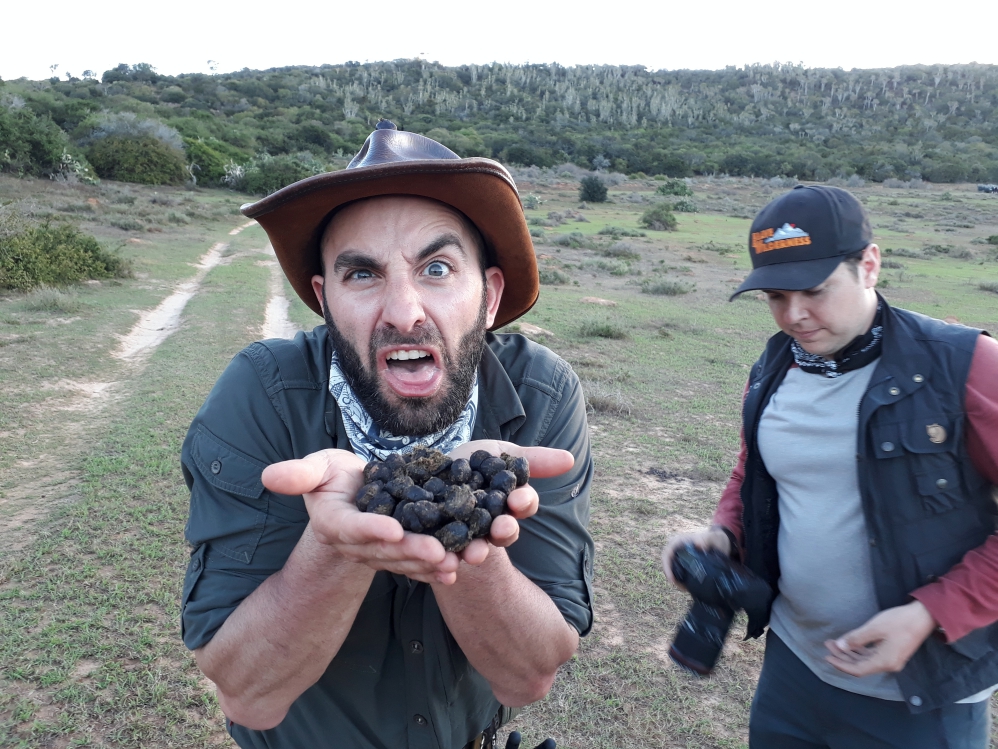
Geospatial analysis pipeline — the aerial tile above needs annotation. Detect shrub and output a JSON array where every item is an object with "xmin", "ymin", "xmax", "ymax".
[
  {"xmin": 523, "ymin": 194, "xmax": 542, "ymax": 209},
  {"xmin": 183, "ymin": 138, "xmax": 231, "ymax": 186},
  {"xmin": 76, "ymin": 112, "xmax": 184, "ymax": 151},
  {"xmin": 639, "ymin": 203, "xmax": 678, "ymax": 231},
  {"xmin": 582, "ymin": 380, "xmax": 632, "ymax": 416},
  {"xmin": 87, "ymin": 135, "xmax": 187, "ymax": 185},
  {"xmin": 528, "ymin": 228, "xmax": 543, "ymax": 238},
  {"xmin": 641, "ymin": 279, "xmax": 694, "ymax": 296},
  {"xmin": 579, "ymin": 175, "xmax": 608, "ymax": 203},
  {"xmin": 579, "ymin": 318, "xmax": 627, "ymax": 339},
  {"xmin": 602, "ymin": 241, "xmax": 641, "ymax": 261},
  {"xmin": 549, "ymin": 232, "xmax": 595, "ymax": 249},
  {"xmin": 18, "ymin": 286, "xmax": 84, "ymax": 313},
  {"xmin": 229, "ymin": 152, "xmax": 326, "ymax": 195},
  {"xmin": 980, "ymin": 281, "xmax": 998, "ymax": 294},
  {"xmin": 987, "ymin": 236, "xmax": 998, "ymax": 246},
  {"xmin": 655, "ymin": 178, "xmax": 693, "ymax": 197},
  {"xmin": 672, "ymin": 198, "xmax": 698, "ymax": 213},
  {"xmin": 0, "ymin": 222, "xmax": 131, "ymax": 290},
  {"xmin": 0, "ymin": 104, "xmax": 95, "ymax": 181},
  {"xmin": 597, "ymin": 226, "xmax": 646, "ymax": 238},
  {"xmin": 882, "ymin": 260, "xmax": 906, "ymax": 269},
  {"xmin": 539, "ymin": 268, "xmax": 570, "ymax": 285}
]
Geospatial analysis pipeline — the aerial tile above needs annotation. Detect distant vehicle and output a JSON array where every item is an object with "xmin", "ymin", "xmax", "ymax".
[{"xmin": 977, "ymin": 184, "xmax": 998, "ymax": 193}]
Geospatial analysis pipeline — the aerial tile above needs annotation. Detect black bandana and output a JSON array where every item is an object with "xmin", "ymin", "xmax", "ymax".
[{"xmin": 792, "ymin": 302, "xmax": 883, "ymax": 378}]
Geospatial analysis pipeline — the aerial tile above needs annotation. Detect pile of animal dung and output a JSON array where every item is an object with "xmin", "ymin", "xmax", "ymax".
[{"xmin": 355, "ymin": 446, "xmax": 529, "ymax": 552}]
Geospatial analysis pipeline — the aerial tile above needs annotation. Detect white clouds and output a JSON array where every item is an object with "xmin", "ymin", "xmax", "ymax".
[{"xmin": 2, "ymin": 0, "xmax": 994, "ymax": 81}]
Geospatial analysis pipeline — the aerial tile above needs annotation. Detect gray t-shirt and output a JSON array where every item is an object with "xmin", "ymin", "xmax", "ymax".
[{"xmin": 759, "ymin": 361, "xmax": 904, "ymax": 700}]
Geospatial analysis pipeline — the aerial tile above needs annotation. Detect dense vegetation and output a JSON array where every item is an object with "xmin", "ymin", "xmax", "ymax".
[
  {"xmin": 0, "ymin": 218, "xmax": 131, "ymax": 290},
  {"xmin": 2, "ymin": 60, "xmax": 998, "ymax": 190}
]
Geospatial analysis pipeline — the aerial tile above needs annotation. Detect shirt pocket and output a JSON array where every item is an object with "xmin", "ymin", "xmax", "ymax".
[
  {"xmin": 187, "ymin": 425, "xmax": 268, "ymax": 564},
  {"xmin": 871, "ymin": 415, "xmax": 965, "ymax": 514},
  {"xmin": 180, "ymin": 544, "xmax": 207, "ymax": 644}
]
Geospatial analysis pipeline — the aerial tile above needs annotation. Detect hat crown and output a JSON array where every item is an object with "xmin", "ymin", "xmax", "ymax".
[{"xmin": 347, "ymin": 122, "xmax": 460, "ymax": 170}]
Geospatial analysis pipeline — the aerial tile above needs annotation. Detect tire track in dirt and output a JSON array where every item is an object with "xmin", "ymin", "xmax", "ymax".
[
  {"xmin": 260, "ymin": 244, "xmax": 301, "ymax": 340},
  {"xmin": 1, "ymin": 229, "xmax": 260, "ymax": 552}
]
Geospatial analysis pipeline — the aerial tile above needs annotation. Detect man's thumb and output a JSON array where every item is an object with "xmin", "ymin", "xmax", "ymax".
[{"xmin": 836, "ymin": 620, "xmax": 882, "ymax": 652}]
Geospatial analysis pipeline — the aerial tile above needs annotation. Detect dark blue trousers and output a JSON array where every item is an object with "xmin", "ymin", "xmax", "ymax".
[{"xmin": 750, "ymin": 631, "xmax": 992, "ymax": 749}]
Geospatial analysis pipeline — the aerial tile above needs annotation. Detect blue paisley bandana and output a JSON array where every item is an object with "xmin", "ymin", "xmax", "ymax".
[{"xmin": 328, "ymin": 349, "xmax": 479, "ymax": 462}]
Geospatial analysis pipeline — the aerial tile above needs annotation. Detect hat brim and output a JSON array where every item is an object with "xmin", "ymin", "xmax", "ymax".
[
  {"xmin": 729, "ymin": 255, "xmax": 843, "ymax": 301},
  {"xmin": 241, "ymin": 158, "xmax": 537, "ymax": 330}
]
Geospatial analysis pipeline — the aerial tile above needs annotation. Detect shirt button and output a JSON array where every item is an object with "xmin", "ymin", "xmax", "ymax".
[
  {"xmin": 936, "ymin": 478, "xmax": 949, "ymax": 490},
  {"xmin": 881, "ymin": 442, "xmax": 895, "ymax": 452},
  {"xmin": 889, "ymin": 387, "xmax": 901, "ymax": 396},
  {"xmin": 414, "ymin": 715, "xmax": 427, "ymax": 726},
  {"xmin": 210, "ymin": 460, "xmax": 222, "ymax": 475},
  {"xmin": 410, "ymin": 640, "xmax": 423, "ymax": 654},
  {"xmin": 913, "ymin": 374, "xmax": 924, "ymax": 383},
  {"xmin": 909, "ymin": 695, "xmax": 922, "ymax": 707}
]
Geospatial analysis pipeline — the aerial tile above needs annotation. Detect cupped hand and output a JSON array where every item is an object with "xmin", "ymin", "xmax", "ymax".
[
  {"xmin": 449, "ymin": 440, "xmax": 575, "ymax": 565},
  {"xmin": 262, "ymin": 449, "xmax": 461, "ymax": 584},
  {"xmin": 661, "ymin": 527, "xmax": 732, "ymax": 590}
]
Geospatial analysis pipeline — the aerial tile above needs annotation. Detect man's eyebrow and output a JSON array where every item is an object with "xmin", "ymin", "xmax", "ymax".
[
  {"xmin": 332, "ymin": 251, "xmax": 385, "ymax": 274},
  {"xmin": 415, "ymin": 233, "xmax": 468, "ymax": 263}
]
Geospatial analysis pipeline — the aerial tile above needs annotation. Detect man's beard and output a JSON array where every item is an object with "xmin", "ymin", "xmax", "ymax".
[{"xmin": 322, "ymin": 286, "xmax": 487, "ymax": 437}]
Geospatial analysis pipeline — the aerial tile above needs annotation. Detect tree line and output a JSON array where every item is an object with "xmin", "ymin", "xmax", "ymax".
[{"xmin": 2, "ymin": 59, "xmax": 997, "ymax": 192}]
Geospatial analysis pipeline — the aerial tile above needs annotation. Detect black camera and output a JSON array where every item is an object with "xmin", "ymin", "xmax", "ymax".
[{"xmin": 669, "ymin": 543, "xmax": 772, "ymax": 675}]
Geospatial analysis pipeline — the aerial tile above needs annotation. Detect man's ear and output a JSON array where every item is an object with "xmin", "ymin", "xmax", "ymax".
[
  {"xmin": 483, "ymin": 267, "xmax": 505, "ymax": 329},
  {"xmin": 311, "ymin": 274, "xmax": 326, "ymax": 313},
  {"xmin": 861, "ymin": 244, "xmax": 881, "ymax": 290}
]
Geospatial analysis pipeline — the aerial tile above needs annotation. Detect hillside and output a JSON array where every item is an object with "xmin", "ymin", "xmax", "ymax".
[{"xmin": 2, "ymin": 60, "xmax": 998, "ymax": 188}]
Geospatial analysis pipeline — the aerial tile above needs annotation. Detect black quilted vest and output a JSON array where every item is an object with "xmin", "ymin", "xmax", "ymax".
[{"xmin": 740, "ymin": 300, "xmax": 996, "ymax": 712}]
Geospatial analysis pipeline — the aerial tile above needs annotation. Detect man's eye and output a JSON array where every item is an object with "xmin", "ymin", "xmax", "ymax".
[
  {"xmin": 348, "ymin": 269, "xmax": 375, "ymax": 281},
  {"xmin": 423, "ymin": 261, "xmax": 451, "ymax": 278}
]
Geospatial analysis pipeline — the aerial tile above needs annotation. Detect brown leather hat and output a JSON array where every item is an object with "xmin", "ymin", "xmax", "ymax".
[{"xmin": 240, "ymin": 120, "xmax": 537, "ymax": 330}]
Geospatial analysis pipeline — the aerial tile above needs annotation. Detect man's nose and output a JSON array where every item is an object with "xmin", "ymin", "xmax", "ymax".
[
  {"xmin": 784, "ymin": 294, "xmax": 808, "ymax": 324},
  {"xmin": 379, "ymin": 276, "xmax": 426, "ymax": 332}
]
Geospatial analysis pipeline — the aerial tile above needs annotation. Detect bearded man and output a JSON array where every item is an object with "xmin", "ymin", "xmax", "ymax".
[
  {"xmin": 664, "ymin": 186, "xmax": 998, "ymax": 748},
  {"xmin": 180, "ymin": 121, "xmax": 594, "ymax": 749}
]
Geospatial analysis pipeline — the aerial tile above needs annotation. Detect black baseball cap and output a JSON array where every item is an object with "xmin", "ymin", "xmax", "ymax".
[{"xmin": 729, "ymin": 185, "xmax": 873, "ymax": 300}]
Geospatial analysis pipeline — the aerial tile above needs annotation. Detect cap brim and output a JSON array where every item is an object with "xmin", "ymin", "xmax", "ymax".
[
  {"xmin": 729, "ymin": 255, "xmax": 842, "ymax": 301},
  {"xmin": 241, "ymin": 158, "xmax": 537, "ymax": 330}
]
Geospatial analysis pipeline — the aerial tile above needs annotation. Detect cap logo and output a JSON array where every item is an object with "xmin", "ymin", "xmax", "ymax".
[{"xmin": 752, "ymin": 223, "xmax": 812, "ymax": 254}]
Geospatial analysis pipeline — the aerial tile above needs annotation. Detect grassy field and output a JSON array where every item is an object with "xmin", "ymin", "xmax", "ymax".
[{"xmin": 2, "ymin": 172, "xmax": 998, "ymax": 748}]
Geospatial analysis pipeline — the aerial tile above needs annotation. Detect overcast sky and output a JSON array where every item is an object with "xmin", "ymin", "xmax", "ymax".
[{"xmin": 3, "ymin": 0, "xmax": 995, "ymax": 81}]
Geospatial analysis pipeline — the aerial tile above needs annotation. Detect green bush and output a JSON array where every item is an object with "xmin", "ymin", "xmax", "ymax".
[
  {"xmin": 597, "ymin": 226, "xmax": 646, "ymax": 238},
  {"xmin": 578, "ymin": 318, "xmax": 627, "ymax": 339},
  {"xmin": 579, "ymin": 176, "xmax": 608, "ymax": 203},
  {"xmin": 183, "ymin": 138, "xmax": 230, "ymax": 186},
  {"xmin": 672, "ymin": 198, "xmax": 698, "ymax": 213},
  {"xmin": 641, "ymin": 278, "xmax": 694, "ymax": 295},
  {"xmin": 539, "ymin": 268, "xmax": 570, "ymax": 285},
  {"xmin": 987, "ymin": 235, "xmax": 998, "ymax": 246},
  {"xmin": 0, "ymin": 105, "xmax": 95, "ymax": 181},
  {"xmin": 639, "ymin": 203, "xmax": 678, "ymax": 231},
  {"xmin": 602, "ymin": 242, "xmax": 641, "ymax": 261},
  {"xmin": 228, "ymin": 152, "xmax": 326, "ymax": 195},
  {"xmin": 0, "ymin": 222, "xmax": 132, "ymax": 290},
  {"xmin": 87, "ymin": 135, "xmax": 187, "ymax": 185},
  {"xmin": 655, "ymin": 178, "xmax": 693, "ymax": 197}
]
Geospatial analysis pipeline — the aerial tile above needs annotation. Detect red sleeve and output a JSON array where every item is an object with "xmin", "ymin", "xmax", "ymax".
[
  {"xmin": 712, "ymin": 383, "xmax": 748, "ymax": 551},
  {"xmin": 911, "ymin": 334, "xmax": 998, "ymax": 642}
]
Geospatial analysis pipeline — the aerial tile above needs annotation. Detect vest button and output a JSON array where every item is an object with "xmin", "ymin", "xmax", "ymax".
[
  {"xmin": 881, "ymin": 442, "xmax": 895, "ymax": 452},
  {"xmin": 414, "ymin": 714, "xmax": 427, "ymax": 726},
  {"xmin": 913, "ymin": 374, "xmax": 924, "ymax": 383},
  {"xmin": 889, "ymin": 387, "xmax": 901, "ymax": 396},
  {"xmin": 909, "ymin": 695, "xmax": 922, "ymax": 707},
  {"xmin": 210, "ymin": 460, "xmax": 222, "ymax": 474},
  {"xmin": 936, "ymin": 478, "xmax": 948, "ymax": 490},
  {"xmin": 410, "ymin": 640, "xmax": 423, "ymax": 654}
]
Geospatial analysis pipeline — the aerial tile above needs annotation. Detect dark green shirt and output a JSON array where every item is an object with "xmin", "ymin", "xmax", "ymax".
[{"xmin": 180, "ymin": 328, "xmax": 594, "ymax": 749}]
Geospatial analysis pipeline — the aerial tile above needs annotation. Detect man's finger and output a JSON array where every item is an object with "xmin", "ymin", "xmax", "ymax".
[
  {"xmin": 487, "ymin": 515, "xmax": 520, "ymax": 547},
  {"xmin": 262, "ymin": 449, "xmax": 365, "ymax": 495},
  {"xmin": 450, "ymin": 441, "xmax": 574, "ymax": 479},
  {"xmin": 505, "ymin": 486, "xmax": 539, "ymax": 518}
]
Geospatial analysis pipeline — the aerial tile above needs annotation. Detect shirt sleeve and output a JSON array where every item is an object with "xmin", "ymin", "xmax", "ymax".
[
  {"xmin": 180, "ymin": 349, "xmax": 309, "ymax": 651},
  {"xmin": 712, "ymin": 381, "xmax": 749, "ymax": 550},
  {"xmin": 506, "ymin": 364, "xmax": 595, "ymax": 637},
  {"xmin": 911, "ymin": 334, "xmax": 998, "ymax": 642}
]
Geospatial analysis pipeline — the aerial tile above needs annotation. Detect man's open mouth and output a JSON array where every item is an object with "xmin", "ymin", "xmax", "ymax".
[{"xmin": 380, "ymin": 347, "xmax": 443, "ymax": 398}]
